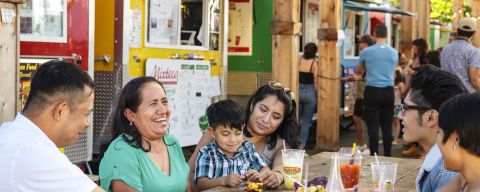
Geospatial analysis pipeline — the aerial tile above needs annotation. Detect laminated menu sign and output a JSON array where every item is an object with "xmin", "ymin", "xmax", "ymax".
[{"xmin": 146, "ymin": 59, "xmax": 212, "ymax": 147}]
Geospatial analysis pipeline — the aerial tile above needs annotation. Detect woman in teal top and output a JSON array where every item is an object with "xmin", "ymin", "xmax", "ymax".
[{"xmin": 99, "ymin": 77, "xmax": 190, "ymax": 192}]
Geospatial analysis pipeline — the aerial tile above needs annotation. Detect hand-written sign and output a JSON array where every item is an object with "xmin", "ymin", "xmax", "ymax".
[{"xmin": 1, "ymin": 8, "xmax": 15, "ymax": 24}]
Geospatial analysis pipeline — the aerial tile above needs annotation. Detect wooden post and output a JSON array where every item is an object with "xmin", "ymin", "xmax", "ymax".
[
  {"xmin": 417, "ymin": 0, "xmax": 430, "ymax": 44},
  {"xmin": 0, "ymin": 0, "xmax": 23, "ymax": 123},
  {"xmin": 453, "ymin": 0, "xmax": 464, "ymax": 29},
  {"xmin": 400, "ymin": 0, "xmax": 416, "ymax": 59},
  {"xmin": 271, "ymin": 0, "xmax": 301, "ymax": 106},
  {"xmin": 472, "ymin": 0, "xmax": 480, "ymax": 47},
  {"xmin": 316, "ymin": 0, "xmax": 342, "ymax": 150}
]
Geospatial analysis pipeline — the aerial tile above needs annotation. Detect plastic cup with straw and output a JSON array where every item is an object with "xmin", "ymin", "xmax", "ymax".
[
  {"xmin": 350, "ymin": 143, "xmax": 357, "ymax": 165},
  {"xmin": 281, "ymin": 140, "xmax": 305, "ymax": 190},
  {"xmin": 303, "ymin": 162, "xmax": 309, "ymax": 192},
  {"xmin": 372, "ymin": 152, "xmax": 385, "ymax": 191}
]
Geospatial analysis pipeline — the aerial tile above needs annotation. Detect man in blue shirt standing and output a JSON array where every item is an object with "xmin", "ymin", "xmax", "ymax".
[{"xmin": 358, "ymin": 24, "xmax": 398, "ymax": 156}]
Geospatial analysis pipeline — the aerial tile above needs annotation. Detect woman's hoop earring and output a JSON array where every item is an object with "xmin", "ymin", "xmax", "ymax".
[{"xmin": 167, "ymin": 122, "xmax": 170, "ymax": 134}]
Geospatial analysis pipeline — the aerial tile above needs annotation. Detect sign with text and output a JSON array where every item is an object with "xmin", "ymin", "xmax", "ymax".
[{"xmin": 146, "ymin": 59, "xmax": 212, "ymax": 147}]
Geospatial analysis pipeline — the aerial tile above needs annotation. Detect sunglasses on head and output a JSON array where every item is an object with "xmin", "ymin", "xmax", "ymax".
[{"xmin": 267, "ymin": 81, "xmax": 296, "ymax": 101}]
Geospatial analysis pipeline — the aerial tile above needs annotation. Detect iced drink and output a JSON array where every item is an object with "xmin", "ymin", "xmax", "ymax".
[
  {"xmin": 282, "ymin": 149, "xmax": 305, "ymax": 190},
  {"xmin": 338, "ymin": 153, "xmax": 362, "ymax": 189}
]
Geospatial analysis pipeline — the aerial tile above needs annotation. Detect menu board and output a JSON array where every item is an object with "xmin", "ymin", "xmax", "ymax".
[{"xmin": 146, "ymin": 59, "xmax": 212, "ymax": 147}]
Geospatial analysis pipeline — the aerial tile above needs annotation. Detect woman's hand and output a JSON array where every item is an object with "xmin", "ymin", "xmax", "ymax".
[
  {"xmin": 221, "ymin": 173, "xmax": 244, "ymax": 187},
  {"xmin": 259, "ymin": 169, "xmax": 282, "ymax": 188},
  {"xmin": 246, "ymin": 169, "xmax": 261, "ymax": 182}
]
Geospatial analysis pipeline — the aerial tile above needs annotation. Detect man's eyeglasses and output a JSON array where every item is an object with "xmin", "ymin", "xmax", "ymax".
[
  {"xmin": 400, "ymin": 103, "xmax": 431, "ymax": 116},
  {"xmin": 267, "ymin": 81, "xmax": 295, "ymax": 101}
]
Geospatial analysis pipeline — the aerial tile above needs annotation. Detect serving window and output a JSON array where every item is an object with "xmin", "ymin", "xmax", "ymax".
[{"xmin": 19, "ymin": 0, "xmax": 67, "ymax": 43}]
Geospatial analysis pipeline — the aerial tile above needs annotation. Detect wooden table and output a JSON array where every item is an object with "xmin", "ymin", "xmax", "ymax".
[{"xmin": 205, "ymin": 152, "xmax": 422, "ymax": 192}]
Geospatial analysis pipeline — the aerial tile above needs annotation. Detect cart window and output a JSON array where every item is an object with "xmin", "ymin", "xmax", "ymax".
[
  {"xmin": 146, "ymin": 0, "xmax": 215, "ymax": 50},
  {"xmin": 19, "ymin": 0, "xmax": 67, "ymax": 43}
]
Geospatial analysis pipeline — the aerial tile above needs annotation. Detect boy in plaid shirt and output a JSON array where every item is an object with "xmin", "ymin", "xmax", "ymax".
[{"xmin": 194, "ymin": 100, "xmax": 270, "ymax": 191}]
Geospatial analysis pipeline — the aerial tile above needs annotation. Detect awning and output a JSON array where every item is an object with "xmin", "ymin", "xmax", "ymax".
[{"xmin": 344, "ymin": 1, "xmax": 416, "ymax": 17}]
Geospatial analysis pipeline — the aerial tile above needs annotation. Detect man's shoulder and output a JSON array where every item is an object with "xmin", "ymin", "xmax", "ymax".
[{"xmin": 427, "ymin": 159, "xmax": 458, "ymax": 190}]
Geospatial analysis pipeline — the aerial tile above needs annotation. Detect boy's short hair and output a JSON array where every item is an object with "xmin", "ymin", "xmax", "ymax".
[{"xmin": 206, "ymin": 100, "xmax": 245, "ymax": 131}]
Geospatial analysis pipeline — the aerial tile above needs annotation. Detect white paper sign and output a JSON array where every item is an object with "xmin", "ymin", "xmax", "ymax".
[
  {"xmin": 1, "ymin": 9, "xmax": 15, "ymax": 24},
  {"xmin": 146, "ymin": 59, "xmax": 212, "ymax": 147},
  {"xmin": 210, "ymin": 76, "xmax": 221, "ymax": 97},
  {"xmin": 130, "ymin": 9, "xmax": 142, "ymax": 48}
]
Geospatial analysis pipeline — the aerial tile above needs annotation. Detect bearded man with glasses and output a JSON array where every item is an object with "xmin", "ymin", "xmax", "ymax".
[{"xmin": 399, "ymin": 65, "xmax": 467, "ymax": 192}]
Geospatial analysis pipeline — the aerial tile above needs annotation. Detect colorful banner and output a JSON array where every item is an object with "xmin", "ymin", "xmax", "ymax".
[
  {"xmin": 228, "ymin": 0, "xmax": 252, "ymax": 56},
  {"xmin": 19, "ymin": 63, "xmax": 40, "ymax": 111}
]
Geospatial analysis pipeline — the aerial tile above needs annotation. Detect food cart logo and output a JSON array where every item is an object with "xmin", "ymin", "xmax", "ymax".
[
  {"xmin": 283, "ymin": 166, "xmax": 301, "ymax": 174},
  {"xmin": 151, "ymin": 65, "xmax": 178, "ymax": 84}
]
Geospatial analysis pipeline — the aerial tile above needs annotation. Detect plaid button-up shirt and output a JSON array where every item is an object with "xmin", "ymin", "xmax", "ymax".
[{"xmin": 194, "ymin": 140, "xmax": 267, "ymax": 181}]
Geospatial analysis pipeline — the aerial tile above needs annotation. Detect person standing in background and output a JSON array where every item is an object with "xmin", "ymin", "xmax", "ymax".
[
  {"xmin": 441, "ymin": 17, "xmax": 480, "ymax": 93},
  {"xmin": 345, "ymin": 34, "xmax": 375, "ymax": 154},
  {"xmin": 357, "ymin": 24, "xmax": 398, "ymax": 156},
  {"xmin": 298, "ymin": 43, "xmax": 318, "ymax": 150},
  {"xmin": 392, "ymin": 66, "xmax": 406, "ymax": 145}
]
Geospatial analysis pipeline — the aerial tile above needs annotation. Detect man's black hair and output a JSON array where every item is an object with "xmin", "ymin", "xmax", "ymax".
[
  {"xmin": 23, "ymin": 60, "xmax": 94, "ymax": 114},
  {"xmin": 457, "ymin": 28, "xmax": 475, "ymax": 38},
  {"xmin": 408, "ymin": 65, "xmax": 467, "ymax": 120},
  {"xmin": 374, "ymin": 24, "xmax": 387, "ymax": 38}
]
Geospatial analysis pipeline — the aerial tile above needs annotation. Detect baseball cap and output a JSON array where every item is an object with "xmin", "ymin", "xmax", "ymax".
[
  {"xmin": 358, "ymin": 34, "xmax": 375, "ymax": 46},
  {"xmin": 457, "ymin": 18, "xmax": 477, "ymax": 32}
]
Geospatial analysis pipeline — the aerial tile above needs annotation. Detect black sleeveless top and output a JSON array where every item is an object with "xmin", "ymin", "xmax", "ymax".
[{"xmin": 299, "ymin": 60, "xmax": 315, "ymax": 84}]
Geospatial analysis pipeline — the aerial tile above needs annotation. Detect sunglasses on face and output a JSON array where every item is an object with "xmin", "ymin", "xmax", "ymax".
[
  {"xmin": 400, "ymin": 103, "xmax": 431, "ymax": 116},
  {"xmin": 267, "ymin": 81, "xmax": 296, "ymax": 101}
]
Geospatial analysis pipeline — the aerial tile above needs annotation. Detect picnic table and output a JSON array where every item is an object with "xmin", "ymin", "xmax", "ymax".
[{"xmin": 205, "ymin": 152, "xmax": 422, "ymax": 192}]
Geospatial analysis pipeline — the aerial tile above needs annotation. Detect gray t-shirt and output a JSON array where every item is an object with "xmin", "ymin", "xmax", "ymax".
[{"xmin": 440, "ymin": 39, "xmax": 480, "ymax": 93}]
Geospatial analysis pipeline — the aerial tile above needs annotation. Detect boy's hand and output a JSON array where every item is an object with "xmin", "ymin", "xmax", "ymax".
[
  {"xmin": 222, "ymin": 173, "xmax": 244, "ymax": 187},
  {"xmin": 246, "ymin": 169, "xmax": 261, "ymax": 182}
]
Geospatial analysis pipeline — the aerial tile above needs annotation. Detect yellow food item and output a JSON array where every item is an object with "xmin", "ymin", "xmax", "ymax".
[
  {"xmin": 307, "ymin": 186, "xmax": 318, "ymax": 192},
  {"xmin": 245, "ymin": 181, "xmax": 264, "ymax": 192},
  {"xmin": 316, "ymin": 185, "xmax": 326, "ymax": 192}
]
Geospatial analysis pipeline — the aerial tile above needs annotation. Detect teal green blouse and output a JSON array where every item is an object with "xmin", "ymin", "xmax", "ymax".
[{"xmin": 99, "ymin": 134, "xmax": 189, "ymax": 192}]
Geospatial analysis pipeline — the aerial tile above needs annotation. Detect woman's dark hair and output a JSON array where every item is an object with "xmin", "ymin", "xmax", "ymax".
[
  {"xmin": 244, "ymin": 83, "xmax": 300, "ymax": 149},
  {"xmin": 425, "ymin": 50, "xmax": 441, "ymax": 68},
  {"xmin": 439, "ymin": 93, "xmax": 480, "ymax": 157},
  {"xmin": 111, "ymin": 76, "xmax": 168, "ymax": 152},
  {"xmin": 412, "ymin": 38, "xmax": 428, "ymax": 64},
  {"xmin": 303, "ymin": 43, "xmax": 318, "ymax": 59}
]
